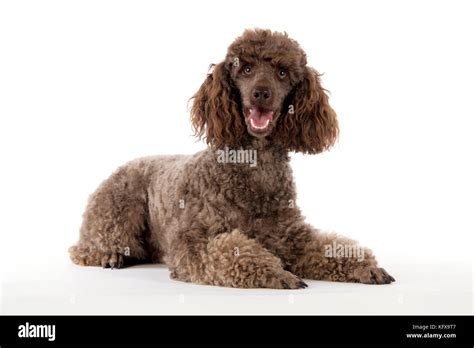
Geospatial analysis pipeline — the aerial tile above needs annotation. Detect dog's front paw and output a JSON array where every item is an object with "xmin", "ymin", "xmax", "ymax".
[
  {"xmin": 354, "ymin": 266, "xmax": 395, "ymax": 284},
  {"xmin": 262, "ymin": 270, "xmax": 308, "ymax": 289}
]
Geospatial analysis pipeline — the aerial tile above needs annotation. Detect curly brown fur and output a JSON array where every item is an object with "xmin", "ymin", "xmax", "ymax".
[{"xmin": 69, "ymin": 29, "xmax": 395, "ymax": 288}]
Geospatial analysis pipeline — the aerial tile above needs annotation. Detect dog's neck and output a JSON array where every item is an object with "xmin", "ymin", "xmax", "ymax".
[
  {"xmin": 211, "ymin": 137, "xmax": 293, "ymax": 194},
  {"xmin": 214, "ymin": 137, "xmax": 290, "ymax": 169},
  {"xmin": 207, "ymin": 138, "xmax": 296, "ymax": 218}
]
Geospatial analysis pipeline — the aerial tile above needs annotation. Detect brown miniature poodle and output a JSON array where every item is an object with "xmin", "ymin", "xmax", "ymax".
[{"xmin": 69, "ymin": 29, "xmax": 395, "ymax": 289}]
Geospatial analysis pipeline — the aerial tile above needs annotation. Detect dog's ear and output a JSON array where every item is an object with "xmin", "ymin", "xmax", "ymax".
[
  {"xmin": 190, "ymin": 62, "xmax": 245, "ymax": 149},
  {"xmin": 276, "ymin": 67, "xmax": 339, "ymax": 154}
]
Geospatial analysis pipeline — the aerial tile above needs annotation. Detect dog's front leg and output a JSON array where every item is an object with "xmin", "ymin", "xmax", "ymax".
[
  {"xmin": 256, "ymin": 216, "xmax": 395, "ymax": 284},
  {"xmin": 165, "ymin": 227, "xmax": 307, "ymax": 289}
]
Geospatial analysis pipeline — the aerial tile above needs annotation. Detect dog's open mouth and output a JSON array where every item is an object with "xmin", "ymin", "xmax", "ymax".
[{"xmin": 246, "ymin": 107, "xmax": 274, "ymax": 135}]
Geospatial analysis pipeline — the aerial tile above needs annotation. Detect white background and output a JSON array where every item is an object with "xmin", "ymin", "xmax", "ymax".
[{"xmin": 0, "ymin": 0, "xmax": 472, "ymax": 314}]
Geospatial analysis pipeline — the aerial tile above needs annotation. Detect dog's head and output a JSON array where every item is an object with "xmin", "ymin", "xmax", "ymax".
[{"xmin": 191, "ymin": 29, "xmax": 338, "ymax": 154}]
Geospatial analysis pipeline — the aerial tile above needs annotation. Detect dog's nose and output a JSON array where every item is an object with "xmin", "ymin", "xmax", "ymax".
[{"xmin": 252, "ymin": 87, "xmax": 272, "ymax": 103}]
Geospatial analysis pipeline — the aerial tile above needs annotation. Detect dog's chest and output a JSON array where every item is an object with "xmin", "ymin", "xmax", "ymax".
[{"xmin": 221, "ymin": 169, "xmax": 295, "ymax": 225}]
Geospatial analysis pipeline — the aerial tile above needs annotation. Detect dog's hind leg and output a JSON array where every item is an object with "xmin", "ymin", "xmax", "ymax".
[{"xmin": 69, "ymin": 164, "xmax": 151, "ymax": 269}]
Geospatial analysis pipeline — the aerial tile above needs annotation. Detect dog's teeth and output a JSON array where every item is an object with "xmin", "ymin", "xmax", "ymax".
[{"xmin": 250, "ymin": 119, "xmax": 270, "ymax": 130}]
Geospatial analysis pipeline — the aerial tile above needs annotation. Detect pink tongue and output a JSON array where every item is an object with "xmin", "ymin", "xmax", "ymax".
[{"xmin": 249, "ymin": 108, "xmax": 273, "ymax": 127}]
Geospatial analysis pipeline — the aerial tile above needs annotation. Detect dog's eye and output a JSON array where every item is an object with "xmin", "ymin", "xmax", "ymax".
[
  {"xmin": 279, "ymin": 69, "xmax": 287, "ymax": 78},
  {"xmin": 242, "ymin": 65, "xmax": 252, "ymax": 75}
]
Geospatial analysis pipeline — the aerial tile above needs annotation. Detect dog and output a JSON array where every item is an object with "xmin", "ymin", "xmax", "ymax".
[{"xmin": 69, "ymin": 29, "xmax": 395, "ymax": 288}]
